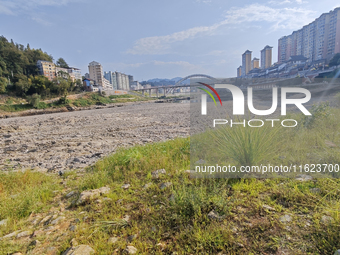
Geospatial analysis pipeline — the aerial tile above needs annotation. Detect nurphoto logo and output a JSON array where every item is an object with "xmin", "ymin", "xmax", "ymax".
[{"xmin": 199, "ymin": 82, "xmax": 312, "ymax": 128}]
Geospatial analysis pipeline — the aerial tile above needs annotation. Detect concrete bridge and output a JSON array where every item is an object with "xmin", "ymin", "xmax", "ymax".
[
  {"xmin": 133, "ymin": 74, "xmax": 217, "ymax": 97},
  {"xmin": 133, "ymin": 74, "xmax": 324, "ymax": 97}
]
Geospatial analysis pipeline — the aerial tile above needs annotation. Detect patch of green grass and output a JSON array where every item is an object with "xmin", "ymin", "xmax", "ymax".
[
  {"xmin": 108, "ymin": 94, "xmax": 133, "ymax": 99},
  {"xmin": 0, "ymin": 92, "xmax": 154, "ymax": 113},
  {"xmin": 0, "ymin": 171, "xmax": 61, "ymax": 221},
  {"xmin": 0, "ymin": 104, "xmax": 33, "ymax": 112},
  {"xmin": 72, "ymin": 97, "xmax": 93, "ymax": 107}
]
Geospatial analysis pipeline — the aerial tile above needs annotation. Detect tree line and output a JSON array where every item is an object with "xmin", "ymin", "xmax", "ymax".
[{"xmin": 0, "ymin": 35, "xmax": 82, "ymax": 98}]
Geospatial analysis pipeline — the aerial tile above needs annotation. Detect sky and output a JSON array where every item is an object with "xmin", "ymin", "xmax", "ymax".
[{"xmin": 0, "ymin": 0, "xmax": 339, "ymax": 81}]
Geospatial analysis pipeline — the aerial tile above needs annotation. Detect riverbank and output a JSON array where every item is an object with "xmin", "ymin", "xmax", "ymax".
[
  {"xmin": 1, "ymin": 137, "xmax": 340, "ymax": 254},
  {"xmin": 0, "ymin": 93, "xmax": 158, "ymax": 119}
]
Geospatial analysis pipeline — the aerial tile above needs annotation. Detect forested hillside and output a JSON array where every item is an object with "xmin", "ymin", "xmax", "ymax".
[{"xmin": 0, "ymin": 36, "xmax": 81, "ymax": 97}]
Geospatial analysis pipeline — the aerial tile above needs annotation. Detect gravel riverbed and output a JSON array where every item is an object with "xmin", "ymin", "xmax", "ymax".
[{"xmin": 0, "ymin": 102, "xmax": 189, "ymax": 172}]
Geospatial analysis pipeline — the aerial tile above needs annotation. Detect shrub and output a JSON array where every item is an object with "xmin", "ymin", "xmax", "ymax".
[
  {"xmin": 5, "ymin": 98, "xmax": 13, "ymax": 104},
  {"xmin": 302, "ymin": 102, "xmax": 330, "ymax": 128},
  {"xmin": 193, "ymin": 119, "xmax": 281, "ymax": 167},
  {"xmin": 26, "ymin": 93, "xmax": 41, "ymax": 108},
  {"xmin": 36, "ymin": 102, "xmax": 48, "ymax": 109},
  {"xmin": 57, "ymin": 95, "xmax": 70, "ymax": 105}
]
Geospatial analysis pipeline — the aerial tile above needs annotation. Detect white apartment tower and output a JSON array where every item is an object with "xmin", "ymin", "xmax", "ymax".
[
  {"xmin": 88, "ymin": 61, "xmax": 103, "ymax": 86},
  {"xmin": 278, "ymin": 7, "xmax": 340, "ymax": 63}
]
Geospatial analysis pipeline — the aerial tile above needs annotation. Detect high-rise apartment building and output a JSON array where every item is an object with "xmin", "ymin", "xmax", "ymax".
[
  {"xmin": 113, "ymin": 72, "xmax": 130, "ymax": 90},
  {"xmin": 251, "ymin": 58, "xmax": 260, "ymax": 69},
  {"xmin": 261, "ymin": 45, "xmax": 273, "ymax": 69},
  {"xmin": 88, "ymin": 61, "xmax": 104, "ymax": 86},
  {"xmin": 242, "ymin": 50, "xmax": 252, "ymax": 76},
  {"xmin": 278, "ymin": 7, "xmax": 340, "ymax": 63},
  {"xmin": 103, "ymin": 69, "xmax": 133, "ymax": 91},
  {"xmin": 104, "ymin": 71, "xmax": 118, "ymax": 90},
  {"xmin": 237, "ymin": 66, "xmax": 242, "ymax": 77},
  {"xmin": 128, "ymin": 75, "xmax": 134, "ymax": 89}
]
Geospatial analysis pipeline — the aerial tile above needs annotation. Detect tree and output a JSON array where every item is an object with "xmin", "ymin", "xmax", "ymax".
[
  {"xmin": 26, "ymin": 93, "xmax": 41, "ymax": 108},
  {"xmin": 56, "ymin": 58, "xmax": 69, "ymax": 68},
  {"xmin": 0, "ymin": 77, "xmax": 7, "ymax": 93},
  {"xmin": 14, "ymin": 75, "xmax": 32, "ymax": 96},
  {"xmin": 53, "ymin": 77, "xmax": 70, "ymax": 96},
  {"xmin": 329, "ymin": 53, "xmax": 340, "ymax": 67}
]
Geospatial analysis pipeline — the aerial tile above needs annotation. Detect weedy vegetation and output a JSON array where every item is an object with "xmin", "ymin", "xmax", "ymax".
[{"xmin": 1, "ymin": 103, "xmax": 340, "ymax": 254}]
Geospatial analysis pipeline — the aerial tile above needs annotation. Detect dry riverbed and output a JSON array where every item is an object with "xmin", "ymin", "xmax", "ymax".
[{"xmin": 0, "ymin": 102, "xmax": 189, "ymax": 172}]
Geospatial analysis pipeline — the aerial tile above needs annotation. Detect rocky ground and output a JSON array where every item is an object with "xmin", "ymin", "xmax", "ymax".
[{"xmin": 0, "ymin": 102, "xmax": 189, "ymax": 172}]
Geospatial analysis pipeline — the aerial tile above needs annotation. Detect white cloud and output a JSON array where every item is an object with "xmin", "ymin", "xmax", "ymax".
[
  {"xmin": 268, "ymin": 0, "xmax": 308, "ymax": 5},
  {"xmin": 0, "ymin": 0, "xmax": 84, "ymax": 25},
  {"xmin": 31, "ymin": 17, "xmax": 52, "ymax": 26},
  {"xmin": 127, "ymin": 4, "xmax": 315, "ymax": 55},
  {"xmin": 104, "ymin": 60, "xmax": 207, "ymax": 80},
  {"xmin": 126, "ymin": 24, "xmax": 219, "ymax": 55},
  {"xmin": 0, "ymin": 2, "xmax": 16, "ymax": 15},
  {"xmin": 195, "ymin": 0, "xmax": 212, "ymax": 3},
  {"xmin": 0, "ymin": 0, "xmax": 80, "ymax": 14},
  {"xmin": 111, "ymin": 60, "xmax": 202, "ymax": 70}
]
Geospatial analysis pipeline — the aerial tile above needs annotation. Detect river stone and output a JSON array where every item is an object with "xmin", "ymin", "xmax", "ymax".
[
  {"xmin": 66, "ymin": 191, "xmax": 77, "ymax": 198},
  {"xmin": 51, "ymin": 216, "xmax": 65, "ymax": 225},
  {"xmin": 279, "ymin": 214, "xmax": 292, "ymax": 223},
  {"xmin": 152, "ymin": 169, "xmax": 166, "ymax": 179},
  {"xmin": 16, "ymin": 231, "xmax": 31, "ymax": 238},
  {"xmin": 321, "ymin": 215, "xmax": 333, "ymax": 224},
  {"xmin": 121, "ymin": 184, "xmax": 131, "ymax": 189},
  {"xmin": 62, "ymin": 245, "xmax": 95, "ymax": 255},
  {"xmin": 207, "ymin": 210, "xmax": 223, "ymax": 220},
  {"xmin": 75, "ymin": 186, "xmax": 110, "ymax": 205},
  {"xmin": 124, "ymin": 246, "xmax": 137, "ymax": 254},
  {"xmin": 160, "ymin": 182, "xmax": 172, "ymax": 190},
  {"xmin": 0, "ymin": 219, "xmax": 8, "ymax": 226},
  {"xmin": 0, "ymin": 231, "xmax": 20, "ymax": 240},
  {"xmin": 295, "ymin": 174, "xmax": 313, "ymax": 181},
  {"xmin": 143, "ymin": 182, "xmax": 153, "ymax": 189},
  {"xmin": 262, "ymin": 205, "xmax": 275, "ymax": 211},
  {"xmin": 108, "ymin": 236, "xmax": 118, "ymax": 244}
]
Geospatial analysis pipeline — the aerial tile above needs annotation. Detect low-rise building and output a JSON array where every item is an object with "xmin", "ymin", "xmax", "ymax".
[
  {"xmin": 83, "ymin": 78, "xmax": 100, "ymax": 92},
  {"xmin": 37, "ymin": 60, "xmax": 56, "ymax": 81},
  {"xmin": 37, "ymin": 60, "xmax": 81, "ymax": 82},
  {"xmin": 68, "ymin": 67, "xmax": 82, "ymax": 82},
  {"xmin": 103, "ymin": 77, "xmax": 113, "ymax": 90},
  {"xmin": 56, "ymin": 67, "xmax": 70, "ymax": 80}
]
